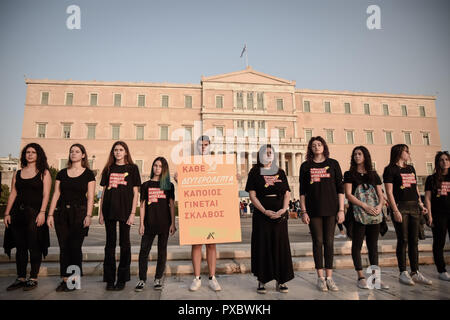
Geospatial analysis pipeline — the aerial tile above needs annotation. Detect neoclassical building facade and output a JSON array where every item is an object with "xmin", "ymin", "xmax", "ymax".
[{"xmin": 21, "ymin": 67, "xmax": 441, "ymax": 196}]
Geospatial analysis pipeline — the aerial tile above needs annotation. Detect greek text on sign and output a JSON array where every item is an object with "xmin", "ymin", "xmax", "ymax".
[
  {"xmin": 400, "ymin": 173, "xmax": 416, "ymax": 188},
  {"xmin": 108, "ymin": 172, "xmax": 128, "ymax": 189},
  {"xmin": 310, "ymin": 167, "xmax": 330, "ymax": 183}
]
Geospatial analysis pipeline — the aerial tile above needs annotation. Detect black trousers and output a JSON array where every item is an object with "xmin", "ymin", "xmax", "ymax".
[
  {"xmin": 392, "ymin": 201, "xmax": 421, "ymax": 273},
  {"xmin": 10, "ymin": 207, "xmax": 42, "ymax": 279},
  {"xmin": 138, "ymin": 231, "xmax": 169, "ymax": 281},
  {"xmin": 351, "ymin": 221, "xmax": 380, "ymax": 271},
  {"xmin": 54, "ymin": 205, "xmax": 88, "ymax": 277},
  {"xmin": 103, "ymin": 219, "xmax": 131, "ymax": 283},
  {"xmin": 309, "ymin": 216, "xmax": 336, "ymax": 270},
  {"xmin": 432, "ymin": 213, "xmax": 450, "ymax": 273}
]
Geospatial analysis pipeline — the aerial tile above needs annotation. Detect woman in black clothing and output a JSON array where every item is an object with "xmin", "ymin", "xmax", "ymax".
[
  {"xmin": 3, "ymin": 143, "xmax": 51, "ymax": 291},
  {"xmin": 424, "ymin": 151, "xmax": 450, "ymax": 281},
  {"xmin": 135, "ymin": 157, "xmax": 176, "ymax": 292},
  {"xmin": 383, "ymin": 144, "xmax": 432, "ymax": 286},
  {"xmin": 299, "ymin": 136, "xmax": 344, "ymax": 292},
  {"xmin": 47, "ymin": 144, "xmax": 96, "ymax": 292},
  {"xmin": 344, "ymin": 146, "xmax": 388, "ymax": 290},
  {"xmin": 245, "ymin": 144, "xmax": 293, "ymax": 294},
  {"xmin": 99, "ymin": 141, "xmax": 141, "ymax": 291}
]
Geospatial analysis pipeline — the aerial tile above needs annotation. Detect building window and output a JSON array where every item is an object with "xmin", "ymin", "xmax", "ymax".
[
  {"xmin": 135, "ymin": 160, "xmax": 143, "ymax": 175},
  {"xmin": 401, "ymin": 105, "xmax": 408, "ymax": 116},
  {"xmin": 90, "ymin": 93, "xmax": 98, "ymax": 106},
  {"xmin": 184, "ymin": 127, "xmax": 192, "ymax": 141},
  {"xmin": 248, "ymin": 121, "xmax": 255, "ymax": 137},
  {"xmin": 236, "ymin": 120, "xmax": 244, "ymax": 137},
  {"xmin": 422, "ymin": 132, "xmax": 430, "ymax": 146},
  {"xmin": 60, "ymin": 159, "xmax": 68, "ymax": 170},
  {"xmin": 185, "ymin": 95, "xmax": 192, "ymax": 108},
  {"xmin": 161, "ymin": 95, "xmax": 169, "ymax": 108},
  {"xmin": 326, "ymin": 129, "xmax": 334, "ymax": 144},
  {"xmin": 236, "ymin": 92, "xmax": 243, "ymax": 109},
  {"xmin": 276, "ymin": 99, "xmax": 284, "ymax": 111},
  {"xmin": 426, "ymin": 163, "xmax": 433, "ymax": 175},
  {"xmin": 258, "ymin": 121, "xmax": 265, "ymax": 137},
  {"xmin": 366, "ymin": 131, "xmax": 374, "ymax": 144},
  {"xmin": 65, "ymin": 93, "xmax": 73, "ymax": 106},
  {"xmin": 324, "ymin": 101, "xmax": 331, "ymax": 113},
  {"xmin": 138, "ymin": 95, "xmax": 145, "ymax": 107},
  {"xmin": 41, "ymin": 92, "xmax": 49, "ymax": 105},
  {"xmin": 344, "ymin": 102, "xmax": 351, "ymax": 114},
  {"xmin": 136, "ymin": 125, "xmax": 144, "ymax": 140},
  {"xmin": 305, "ymin": 129, "xmax": 313, "ymax": 142},
  {"xmin": 87, "ymin": 124, "xmax": 96, "ymax": 140},
  {"xmin": 364, "ymin": 103, "xmax": 370, "ymax": 115},
  {"xmin": 62, "ymin": 124, "xmax": 71, "ymax": 139},
  {"xmin": 346, "ymin": 130, "xmax": 354, "ymax": 144},
  {"xmin": 278, "ymin": 128, "xmax": 286, "ymax": 139},
  {"xmin": 160, "ymin": 126, "xmax": 168, "ymax": 140},
  {"xmin": 385, "ymin": 131, "xmax": 393, "ymax": 145},
  {"xmin": 419, "ymin": 106, "xmax": 426, "ymax": 117},
  {"xmin": 404, "ymin": 132, "xmax": 412, "ymax": 145},
  {"xmin": 37, "ymin": 123, "xmax": 46, "ymax": 138},
  {"xmin": 303, "ymin": 100, "xmax": 311, "ymax": 112},
  {"xmin": 216, "ymin": 96, "xmax": 223, "ymax": 109},
  {"xmin": 114, "ymin": 94, "xmax": 122, "ymax": 107},
  {"xmin": 112, "ymin": 125, "xmax": 120, "ymax": 140},
  {"xmin": 215, "ymin": 126, "xmax": 224, "ymax": 137},
  {"xmin": 247, "ymin": 93, "xmax": 253, "ymax": 109},
  {"xmin": 383, "ymin": 104, "xmax": 389, "ymax": 116},
  {"xmin": 257, "ymin": 93, "xmax": 264, "ymax": 110}
]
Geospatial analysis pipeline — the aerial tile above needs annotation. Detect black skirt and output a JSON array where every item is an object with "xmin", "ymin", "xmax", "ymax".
[{"xmin": 251, "ymin": 196, "xmax": 294, "ymax": 284}]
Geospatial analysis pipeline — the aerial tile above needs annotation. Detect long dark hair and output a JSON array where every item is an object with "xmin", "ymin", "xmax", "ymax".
[
  {"xmin": 150, "ymin": 157, "xmax": 171, "ymax": 191},
  {"xmin": 254, "ymin": 144, "xmax": 279, "ymax": 173},
  {"xmin": 306, "ymin": 136, "xmax": 330, "ymax": 162},
  {"xmin": 349, "ymin": 146, "xmax": 377, "ymax": 185},
  {"xmin": 102, "ymin": 141, "xmax": 134, "ymax": 177},
  {"xmin": 433, "ymin": 151, "xmax": 450, "ymax": 191},
  {"xmin": 67, "ymin": 143, "xmax": 90, "ymax": 169},
  {"xmin": 389, "ymin": 144, "xmax": 409, "ymax": 166},
  {"xmin": 20, "ymin": 143, "xmax": 49, "ymax": 179}
]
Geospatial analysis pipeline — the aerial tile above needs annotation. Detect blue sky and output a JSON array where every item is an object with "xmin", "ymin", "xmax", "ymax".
[{"xmin": 0, "ymin": 0, "xmax": 448, "ymax": 157}]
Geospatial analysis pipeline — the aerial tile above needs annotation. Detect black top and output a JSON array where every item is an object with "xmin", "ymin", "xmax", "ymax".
[
  {"xmin": 425, "ymin": 173, "xmax": 450, "ymax": 215},
  {"xmin": 140, "ymin": 180, "xmax": 175, "ymax": 234},
  {"xmin": 382, "ymin": 164, "xmax": 418, "ymax": 202},
  {"xmin": 15, "ymin": 170, "xmax": 43, "ymax": 211},
  {"xmin": 344, "ymin": 170, "xmax": 382, "ymax": 210},
  {"xmin": 299, "ymin": 158, "xmax": 344, "ymax": 217},
  {"xmin": 245, "ymin": 167, "xmax": 291, "ymax": 199},
  {"xmin": 56, "ymin": 168, "xmax": 96, "ymax": 206},
  {"xmin": 100, "ymin": 164, "xmax": 141, "ymax": 221}
]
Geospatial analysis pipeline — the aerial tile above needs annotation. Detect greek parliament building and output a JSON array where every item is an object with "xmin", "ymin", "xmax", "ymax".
[{"xmin": 21, "ymin": 67, "xmax": 441, "ymax": 196}]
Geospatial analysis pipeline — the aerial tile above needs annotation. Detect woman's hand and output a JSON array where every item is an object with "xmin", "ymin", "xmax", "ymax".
[
  {"xmin": 362, "ymin": 204, "xmax": 377, "ymax": 215},
  {"xmin": 139, "ymin": 224, "xmax": 145, "ymax": 236},
  {"xmin": 337, "ymin": 210, "xmax": 345, "ymax": 224},
  {"xmin": 374, "ymin": 205, "xmax": 382, "ymax": 216},
  {"xmin": 99, "ymin": 212, "xmax": 104, "ymax": 225},
  {"xmin": 83, "ymin": 216, "xmax": 91, "ymax": 228},
  {"xmin": 301, "ymin": 212, "xmax": 310, "ymax": 224},
  {"xmin": 427, "ymin": 215, "xmax": 433, "ymax": 227},
  {"xmin": 419, "ymin": 203, "xmax": 428, "ymax": 215},
  {"xmin": 265, "ymin": 210, "xmax": 278, "ymax": 219},
  {"xmin": 170, "ymin": 223, "xmax": 177, "ymax": 236},
  {"xmin": 126, "ymin": 213, "xmax": 135, "ymax": 226},
  {"xmin": 47, "ymin": 216, "xmax": 54, "ymax": 229},
  {"xmin": 36, "ymin": 212, "xmax": 46, "ymax": 227},
  {"xmin": 393, "ymin": 211, "xmax": 402, "ymax": 223},
  {"xmin": 4, "ymin": 215, "xmax": 11, "ymax": 228}
]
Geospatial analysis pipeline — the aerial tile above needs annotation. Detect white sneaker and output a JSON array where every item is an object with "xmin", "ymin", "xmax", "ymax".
[
  {"xmin": 208, "ymin": 276, "xmax": 222, "ymax": 291},
  {"xmin": 317, "ymin": 277, "xmax": 328, "ymax": 292},
  {"xmin": 439, "ymin": 272, "xmax": 450, "ymax": 281},
  {"xmin": 335, "ymin": 234, "xmax": 346, "ymax": 239},
  {"xmin": 379, "ymin": 281, "xmax": 390, "ymax": 290},
  {"xmin": 357, "ymin": 278, "xmax": 369, "ymax": 289},
  {"xmin": 326, "ymin": 278, "xmax": 339, "ymax": 291},
  {"xmin": 189, "ymin": 277, "xmax": 201, "ymax": 291},
  {"xmin": 399, "ymin": 271, "xmax": 415, "ymax": 286},
  {"xmin": 411, "ymin": 271, "xmax": 432, "ymax": 285}
]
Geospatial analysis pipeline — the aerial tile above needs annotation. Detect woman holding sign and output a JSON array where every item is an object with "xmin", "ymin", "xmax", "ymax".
[
  {"xmin": 99, "ymin": 141, "xmax": 141, "ymax": 291},
  {"xmin": 383, "ymin": 144, "xmax": 432, "ymax": 286},
  {"xmin": 246, "ymin": 144, "xmax": 294, "ymax": 294},
  {"xmin": 135, "ymin": 157, "xmax": 176, "ymax": 292}
]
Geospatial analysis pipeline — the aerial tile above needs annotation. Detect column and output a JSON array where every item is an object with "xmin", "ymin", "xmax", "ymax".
[
  {"xmin": 290, "ymin": 152, "xmax": 296, "ymax": 177},
  {"xmin": 280, "ymin": 152, "xmax": 286, "ymax": 171},
  {"xmin": 247, "ymin": 151, "xmax": 253, "ymax": 172}
]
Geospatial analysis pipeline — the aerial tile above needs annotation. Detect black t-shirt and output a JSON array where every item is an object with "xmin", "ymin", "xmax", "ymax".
[
  {"xmin": 425, "ymin": 173, "xmax": 450, "ymax": 215},
  {"xmin": 56, "ymin": 168, "xmax": 96, "ymax": 206},
  {"xmin": 140, "ymin": 180, "xmax": 175, "ymax": 234},
  {"xmin": 382, "ymin": 164, "xmax": 418, "ymax": 203},
  {"xmin": 245, "ymin": 167, "xmax": 290, "ymax": 200},
  {"xmin": 344, "ymin": 170, "xmax": 382, "ymax": 210},
  {"xmin": 299, "ymin": 158, "xmax": 344, "ymax": 217},
  {"xmin": 100, "ymin": 164, "xmax": 141, "ymax": 221}
]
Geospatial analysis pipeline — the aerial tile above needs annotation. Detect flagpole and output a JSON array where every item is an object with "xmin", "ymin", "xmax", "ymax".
[{"xmin": 245, "ymin": 46, "xmax": 248, "ymax": 68}]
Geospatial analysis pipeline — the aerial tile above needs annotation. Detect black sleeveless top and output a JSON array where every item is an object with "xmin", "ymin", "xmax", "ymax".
[{"xmin": 15, "ymin": 170, "xmax": 44, "ymax": 211}]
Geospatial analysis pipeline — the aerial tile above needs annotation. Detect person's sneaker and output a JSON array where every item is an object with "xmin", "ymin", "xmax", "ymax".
[
  {"xmin": 106, "ymin": 282, "xmax": 115, "ymax": 291},
  {"xmin": 326, "ymin": 278, "xmax": 339, "ymax": 291},
  {"xmin": 154, "ymin": 279, "xmax": 163, "ymax": 291},
  {"xmin": 6, "ymin": 279, "xmax": 26, "ymax": 291},
  {"xmin": 23, "ymin": 279, "xmax": 38, "ymax": 291},
  {"xmin": 335, "ymin": 233, "xmax": 346, "ymax": 239},
  {"xmin": 135, "ymin": 280, "xmax": 145, "ymax": 292},
  {"xmin": 114, "ymin": 282, "xmax": 125, "ymax": 291},
  {"xmin": 257, "ymin": 282, "xmax": 266, "ymax": 294},
  {"xmin": 379, "ymin": 281, "xmax": 390, "ymax": 290},
  {"xmin": 317, "ymin": 277, "xmax": 328, "ymax": 292},
  {"xmin": 56, "ymin": 281, "xmax": 67, "ymax": 292},
  {"xmin": 411, "ymin": 271, "xmax": 432, "ymax": 285},
  {"xmin": 439, "ymin": 272, "xmax": 450, "ymax": 281},
  {"xmin": 276, "ymin": 282, "xmax": 289, "ymax": 293},
  {"xmin": 357, "ymin": 278, "xmax": 369, "ymax": 289},
  {"xmin": 189, "ymin": 277, "xmax": 201, "ymax": 291},
  {"xmin": 208, "ymin": 276, "xmax": 222, "ymax": 292},
  {"xmin": 399, "ymin": 271, "xmax": 415, "ymax": 286}
]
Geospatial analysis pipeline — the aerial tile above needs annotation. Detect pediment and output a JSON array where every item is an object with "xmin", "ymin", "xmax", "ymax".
[{"xmin": 201, "ymin": 67, "xmax": 295, "ymax": 86}]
